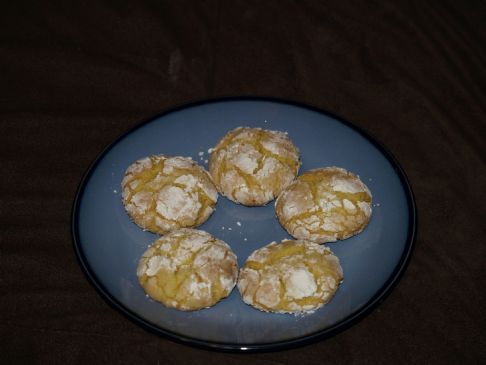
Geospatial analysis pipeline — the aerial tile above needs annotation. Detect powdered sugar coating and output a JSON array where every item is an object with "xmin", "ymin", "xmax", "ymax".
[
  {"xmin": 122, "ymin": 155, "xmax": 218, "ymax": 234},
  {"xmin": 237, "ymin": 240, "xmax": 343, "ymax": 314},
  {"xmin": 209, "ymin": 127, "xmax": 300, "ymax": 206},
  {"xmin": 137, "ymin": 229, "xmax": 238, "ymax": 311},
  {"xmin": 275, "ymin": 167, "xmax": 372, "ymax": 243}
]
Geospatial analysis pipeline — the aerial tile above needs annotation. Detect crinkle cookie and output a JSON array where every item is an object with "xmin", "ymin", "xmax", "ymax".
[
  {"xmin": 208, "ymin": 127, "xmax": 300, "ymax": 206},
  {"xmin": 237, "ymin": 240, "xmax": 343, "ymax": 314},
  {"xmin": 122, "ymin": 155, "xmax": 218, "ymax": 234},
  {"xmin": 137, "ymin": 229, "xmax": 238, "ymax": 311},
  {"xmin": 275, "ymin": 167, "xmax": 372, "ymax": 243}
]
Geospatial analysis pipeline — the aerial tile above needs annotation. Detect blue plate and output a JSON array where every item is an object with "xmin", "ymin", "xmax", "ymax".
[{"xmin": 72, "ymin": 97, "xmax": 416, "ymax": 352}]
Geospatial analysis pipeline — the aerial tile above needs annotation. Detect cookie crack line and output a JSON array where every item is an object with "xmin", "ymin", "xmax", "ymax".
[{"xmin": 124, "ymin": 156, "xmax": 166, "ymax": 202}]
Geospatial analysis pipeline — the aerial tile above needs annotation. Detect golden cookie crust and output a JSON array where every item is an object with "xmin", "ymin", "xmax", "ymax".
[
  {"xmin": 137, "ymin": 229, "xmax": 238, "ymax": 311},
  {"xmin": 237, "ymin": 240, "xmax": 343, "ymax": 313},
  {"xmin": 208, "ymin": 127, "xmax": 300, "ymax": 206},
  {"xmin": 121, "ymin": 155, "xmax": 218, "ymax": 234},
  {"xmin": 275, "ymin": 167, "xmax": 372, "ymax": 243}
]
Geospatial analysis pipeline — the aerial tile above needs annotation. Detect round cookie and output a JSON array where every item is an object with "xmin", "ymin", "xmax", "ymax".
[
  {"xmin": 209, "ymin": 127, "xmax": 300, "ymax": 206},
  {"xmin": 237, "ymin": 240, "xmax": 343, "ymax": 314},
  {"xmin": 275, "ymin": 167, "xmax": 372, "ymax": 243},
  {"xmin": 137, "ymin": 229, "xmax": 238, "ymax": 311},
  {"xmin": 121, "ymin": 155, "xmax": 218, "ymax": 234}
]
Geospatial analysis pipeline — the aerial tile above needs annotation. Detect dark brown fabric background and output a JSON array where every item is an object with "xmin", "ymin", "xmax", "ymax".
[{"xmin": 1, "ymin": 1, "xmax": 485, "ymax": 363}]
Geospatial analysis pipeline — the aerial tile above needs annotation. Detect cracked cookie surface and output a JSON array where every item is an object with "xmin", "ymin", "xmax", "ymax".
[
  {"xmin": 137, "ymin": 229, "xmax": 238, "ymax": 311},
  {"xmin": 122, "ymin": 155, "xmax": 218, "ymax": 234},
  {"xmin": 275, "ymin": 167, "xmax": 372, "ymax": 243},
  {"xmin": 209, "ymin": 127, "xmax": 300, "ymax": 206},
  {"xmin": 237, "ymin": 240, "xmax": 343, "ymax": 314}
]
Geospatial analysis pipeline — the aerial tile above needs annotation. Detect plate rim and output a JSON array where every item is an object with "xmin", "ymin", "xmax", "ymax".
[{"xmin": 71, "ymin": 96, "xmax": 417, "ymax": 352}]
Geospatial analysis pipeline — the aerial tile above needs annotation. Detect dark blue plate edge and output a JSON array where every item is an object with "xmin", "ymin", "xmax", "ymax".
[{"xmin": 70, "ymin": 96, "xmax": 417, "ymax": 353}]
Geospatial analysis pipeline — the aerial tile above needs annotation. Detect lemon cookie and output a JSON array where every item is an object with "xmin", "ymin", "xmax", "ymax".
[
  {"xmin": 137, "ymin": 229, "xmax": 238, "ymax": 311},
  {"xmin": 121, "ymin": 155, "xmax": 218, "ymax": 234},
  {"xmin": 237, "ymin": 240, "xmax": 343, "ymax": 314},
  {"xmin": 208, "ymin": 127, "xmax": 300, "ymax": 206},
  {"xmin": 275, "ymin": 167, "xmax": 372, "ymax": 243}
]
